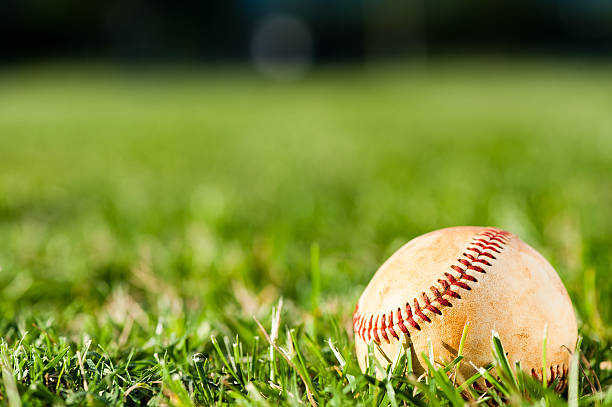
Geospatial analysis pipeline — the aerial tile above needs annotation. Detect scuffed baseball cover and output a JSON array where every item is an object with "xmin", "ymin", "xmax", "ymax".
[{"xmin": 353, "ymin": 226, "xmax": 577, "ymax": 390}]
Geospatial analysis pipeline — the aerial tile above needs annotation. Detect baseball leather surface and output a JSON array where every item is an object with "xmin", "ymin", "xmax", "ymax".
[{"xmin": 353, "ymin": 226, "xmax": 577, "ymax": 390}]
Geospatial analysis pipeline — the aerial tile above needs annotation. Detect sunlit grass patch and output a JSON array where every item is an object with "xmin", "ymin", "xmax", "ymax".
[{"xmin": 0, "ymin": 61, "xmax": 610, "ymax": 405}]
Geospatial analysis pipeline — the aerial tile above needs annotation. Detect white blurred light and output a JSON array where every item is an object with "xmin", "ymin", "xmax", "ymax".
[{"xmin": 251, "ymin": 14, "xmax": 313, "ymax": 81}]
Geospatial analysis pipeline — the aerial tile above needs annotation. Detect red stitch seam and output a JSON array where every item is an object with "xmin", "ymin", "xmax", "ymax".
[
  {"xmin": 473, "ymin": 364, "xmax": 568, "ymax": 394},
  {"xmin": 353, "ymin": 228, "xmax": 512, "ymax": 344},
  {"xmin": 529, "ymin": 364, "xmax": 568, "ymax": 387}
]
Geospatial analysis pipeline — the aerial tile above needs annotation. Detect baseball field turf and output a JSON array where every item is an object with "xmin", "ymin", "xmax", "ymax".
[{"xmin": 0, "ymin": 61, "xmax": 610, "ymax": 405}]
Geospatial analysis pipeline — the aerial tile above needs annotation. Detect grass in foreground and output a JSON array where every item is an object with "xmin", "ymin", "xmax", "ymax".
[{"xmin": 0, "ymin": 60, "xmax": 611, "ymax": 405}]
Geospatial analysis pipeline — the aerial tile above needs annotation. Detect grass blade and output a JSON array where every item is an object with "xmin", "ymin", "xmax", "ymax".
[
  {"xmin": 310, "ymin": 242, "xmax": 320, "ymax": 314},
  {"xmin": 568, "ymin": 336, "xmax": 583, "ymax": 407},
  {"xmin": 491, "ymin": 331, "xmax": 518, "ymax": 390},
  {"xmin": 421, "ymin": 352, "xmax": 464, "ymax": 407},
  {"xmin": 0, "ymin": 343, "xmax": 22, "ymax": 407},
  {"xmin": 210, "ymin": 336, "xmax": 242, "ymax": 386}
]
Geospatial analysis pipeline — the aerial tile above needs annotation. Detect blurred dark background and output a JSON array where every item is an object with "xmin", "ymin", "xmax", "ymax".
[{"xmin": 2, "ymin": 0, "xmax": 612, "ymax": 65}]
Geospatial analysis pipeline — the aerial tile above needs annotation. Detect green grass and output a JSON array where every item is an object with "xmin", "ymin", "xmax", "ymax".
[{"xmin": 0, "ymin": 60, "xmax": 610, "ymax": 406}]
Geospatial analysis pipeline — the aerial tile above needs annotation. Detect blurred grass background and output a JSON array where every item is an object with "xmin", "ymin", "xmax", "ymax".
[{"xmin": 0, "ymin": 61, "xmax": 611, "ymax": 403}]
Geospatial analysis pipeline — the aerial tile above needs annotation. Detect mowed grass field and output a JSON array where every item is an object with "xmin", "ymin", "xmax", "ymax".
[{"xmin": 0, "ymin": 61, "xmax": 611, "ymax": 406}]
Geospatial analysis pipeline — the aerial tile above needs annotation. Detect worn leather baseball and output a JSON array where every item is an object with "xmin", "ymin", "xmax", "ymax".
[{"xmin": 353, "ymin": 226, "xmax": 577, "ymax": 390}]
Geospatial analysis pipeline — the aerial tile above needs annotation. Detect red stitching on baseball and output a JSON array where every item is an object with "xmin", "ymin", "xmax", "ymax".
[
  {"xmin": 430, "ymin": 286, "xmax": 452, "ymax": 307},
  {"xmin": 353, "ymin": 228, "xmax": 511, "ymax": 344},
  {"xmin": 472, "ymin": 258, "xmax": 492, "ymax": 266},
  {"xmin": 528, "ymin": 364, "xmax": 568, "ymax": 391},
  {"xmin": 405, "ymin": 302, "xmax": 421, "ymax": 330},
  {"xmin": 468, "ymin": 265, "xmax": 485, "ymax": 273},
  {"xmin": 472, "ymin": 363, "xmax": 568, "ymax": 394},
  {"xmin": 372, "ymin": 315, "xmax": 381, "ymax": 343},
  {"xmin": 396, "ymin": 308, "xmax": 410, "ymax": 335},
  {"xmin": 438, "ymin": 279, "xmax": 461, "ymax": 299},
  {"xmin": 445, "ymin": 272, "xmax": 473, "ymax": 288},
  {"xmin": 380, "ymin": 314, "xmax": 390, "ymax": 343},
  {"xmin": 388, "ymin": 312, "xmax": 400, "ymax": 340}
]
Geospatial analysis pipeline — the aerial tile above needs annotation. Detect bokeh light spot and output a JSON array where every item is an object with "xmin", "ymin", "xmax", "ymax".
[{"xmin": 250, "ymin": 14, "xmax": 313, "ymax": 81}]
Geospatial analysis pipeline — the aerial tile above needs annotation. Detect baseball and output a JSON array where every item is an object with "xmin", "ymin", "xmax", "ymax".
[{"xmin": 353, "ymin": 226, "xmax": 577, "ymax": 390}]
